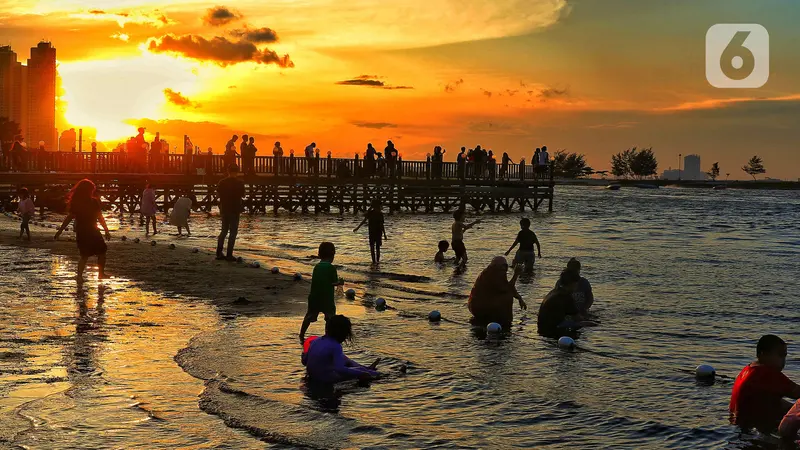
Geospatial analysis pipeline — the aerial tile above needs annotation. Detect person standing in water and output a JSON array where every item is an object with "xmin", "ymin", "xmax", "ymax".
[
  {"xmin": 140, "ymin": 184, "xmax": 158, "ymax": 235},
  {"xmin": 468, "ymin": 256, "xmax": 526, "ymax": 326},
  {"xmin": 354, "ymin": 199, "xmax": 387, "ymax": 264},
  {"xmin": 299, "ymin": 242, "xmax": 344, "ymax": 343},
  {"xmin": 55, "ymin": 179, "xmax": 111, "ymax": 280},
  {"xmin": 452, "ymin": 209, "xmax": 481, "ymax": 266},
  {"xmin": 730, "ymin": 335, "xmax": 800, "ymax": 433},
  {"xmin": 216, "ymin": 164, "xmax": 245, "ymax": 261},
  {"xmin": 17, "ymin": 187, "xmax": 34, "ymax": 241},
  {"xmin": 170, "ymin": 195, "xmax": 192, "ymax": 236},
  {"xmin": 505, "ymin": 218, "xmax": 542, "ymax": 272}
]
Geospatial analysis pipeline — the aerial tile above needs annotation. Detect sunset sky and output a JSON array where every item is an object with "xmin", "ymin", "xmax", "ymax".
[{"xmin": 1, "ymin": 0, "xmax": 798, "ymax": 179}]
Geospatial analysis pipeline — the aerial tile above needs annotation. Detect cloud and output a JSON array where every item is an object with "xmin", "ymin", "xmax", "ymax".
[
  {"xmin": 335, "ymin": 75, "xmax": 412, "ymax": 90},
  {"xmin": 147, "ymin": 34, "xmax": 294, "ymax": 68},
  {"xmin": 230, "ymin": 27, "xmax": 279, "ymax": 43},
  {"xmin": 505, "ymin": 89, "xmax": 519, "ymax": 97},
  {"xmin": 351, "ymin": 121, "xmax": 398, "ymax": 129},
  {"xmin": 110, "ymin": 32, "xmax": 129, "ymax": 42},
  {"xmin": 164, "ymin": 88, "xmax": 200, "ymax": 109},
  {"xmin": 481, "ymin": 89, "xmax": 493, "ymax": 98},
  {"xmin": 203, "ymin": 6, "xmax": 242, "ymax": 27},
  {"xmin": 587, "ymin": 121, "xmax": 638, "ymax": 129},
  {"xmin": 70, "ymin": 9, "xmax": 173, "ymax": 28},
  {"xmin": 655, "ymin": 94, "xmax": 800, "ymax": 112},
  {"xmin": 444, "ymin": 78, "xmax": 464, "ymax": 93},
  {"xmin": 538, "ymin": 87, "xmax": 569, "ymax": 100}
]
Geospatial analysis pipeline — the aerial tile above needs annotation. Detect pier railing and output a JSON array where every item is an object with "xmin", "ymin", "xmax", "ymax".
[{"xmin": 0, "ymin": 151, "xmax": 553, "ymax": 182}]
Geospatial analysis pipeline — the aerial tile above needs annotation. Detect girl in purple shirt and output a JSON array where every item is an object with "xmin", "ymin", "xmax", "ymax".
[{"xmin": 302, "ymin": 315, "xmax": 379, "ymax": 384}]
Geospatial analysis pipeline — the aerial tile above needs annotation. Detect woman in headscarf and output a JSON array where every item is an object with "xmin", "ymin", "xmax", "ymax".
[{"xmin": 468, "ymin": 256, "xmax": 526, "ymax": 326}]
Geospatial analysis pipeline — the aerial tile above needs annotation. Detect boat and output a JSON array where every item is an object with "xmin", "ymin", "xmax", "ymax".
[
  {"xmin": 634, "ymin": 184, "xmax": 659, "ymax": 189},
  {"xmin": 712, "ymin": 185, "xmax": 728, "ymax": 190},
  {"xmin": 606, "ymin": 184, "xmax": 621, "ymax": 191}
]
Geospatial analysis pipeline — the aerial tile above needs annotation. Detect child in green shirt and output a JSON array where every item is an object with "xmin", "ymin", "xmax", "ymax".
[{"xmin": 299, "ymin": 242, "xmax": 344, "ymax": 343}]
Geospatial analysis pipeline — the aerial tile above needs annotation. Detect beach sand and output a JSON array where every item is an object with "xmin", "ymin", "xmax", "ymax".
[{"xmin": 0, "ymin": 215, "xmax": 312, "ymax": 448}]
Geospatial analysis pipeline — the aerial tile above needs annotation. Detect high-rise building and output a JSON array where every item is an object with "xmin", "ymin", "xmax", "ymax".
[
  {"xmin": 27, "ymin": 42, "xmax": 57, "ymax": 149},
  {"xmin": 0, "ymin": 46, "xmax": 28, "ymax": 138},
  {"xmin": 0, "ymin": 42, "xmax": 56, "ymax": 149},
  {"xmin": 683, "ymin": 154, "xmax": 703, "ymax": 180}
]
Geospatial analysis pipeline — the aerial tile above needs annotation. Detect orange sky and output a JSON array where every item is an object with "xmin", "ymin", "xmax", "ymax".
[{"xmin": 1, "ymin": 0, "xmax": 799, "ymax": 179}]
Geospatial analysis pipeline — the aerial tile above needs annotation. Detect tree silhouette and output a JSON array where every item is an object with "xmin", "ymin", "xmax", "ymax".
[
  {"xmin": 629, "ymin": 147, "xmax": 658, "ymax": 179},
  {"xmin": 741, "ymin": 155, "xmax": 765, "ymax": 181},
  {"xmin": 552, "ymin": 150, "xmax": 593, "ymax": 178},
  {"xmin": 611, "ymin": 148, "xmax": 633, "ymax": 179},
  {"xmin": 707, "ymin": 162, "xmax": 720, "ymax": 181}
]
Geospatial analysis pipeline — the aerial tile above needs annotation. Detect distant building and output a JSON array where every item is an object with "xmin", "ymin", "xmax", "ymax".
[
  {"xmin": 683, "ymin": 154, "xmax": 703, "ymax": 180},
  {"xmin": 0, "ymin": 42, "xmax": 56, "ymax": 149},
  {"xmin": 662, "ymin": 168, "xmax": 681, "ymax": 180}
]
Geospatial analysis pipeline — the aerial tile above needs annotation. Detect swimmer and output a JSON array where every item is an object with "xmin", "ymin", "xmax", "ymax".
[
  {"xmin": 434, "ymin": 240, "xmax": 449, "ymax": 263},
  {"xmin": 731, "ymin": 335, "xmax": 800, "ymax": 433},
  {"xmin": 554, "ymin": 258, "xmax": 594, "ymax": 314},
  {"xmin": 302, "ymin": 315, "xmax": 380, "ymax": 384},
  {"xmin": 537, "ymin": 269, "xmax": 598, "ymax": 338}
]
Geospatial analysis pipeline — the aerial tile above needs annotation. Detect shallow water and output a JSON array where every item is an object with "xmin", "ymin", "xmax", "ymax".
[{"xmin": 2, "ymin": 186, "xmax": 799, "ymax": 449}]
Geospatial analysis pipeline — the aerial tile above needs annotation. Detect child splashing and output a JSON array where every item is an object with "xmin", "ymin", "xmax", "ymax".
[{"xmin": 302, "ymin": 315, "xmax": 380, "ymax": 384}]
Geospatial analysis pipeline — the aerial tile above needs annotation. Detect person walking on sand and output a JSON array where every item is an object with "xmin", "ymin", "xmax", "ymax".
[
  {"xmin": 452, "ymin": 209, "xmax": 481, "ymax": 266},
  {"xmin": 354, "ymin": 199, "xmax": 387, "ymax": 264},
  {"xmin": 299, "ymin": 242, "xmax": 344, "ymax": 343},
  {"xmin": 216, "ymin": 164, "xmax": 245, "ymax": 261},
  {"xmin": 54, "ymin": 179, "xmax": 111, "ymax": 280},
  {"xmin": 170, "ymin": 195, "xmax": 192, "ymax": 236},
  {"xmin": 140, "ymin": 184, "xmax": 158, "ymax": 235},
  {"xmin": 17, "ymin": 187, "xmax": 35, "ymax": 241}
]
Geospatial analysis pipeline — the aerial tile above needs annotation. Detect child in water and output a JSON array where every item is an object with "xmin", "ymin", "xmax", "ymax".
[
  {"xmin": 434, "ymin": 240, "xmax": 449, "ymax": 263},
  {"xmin": 354, "ymin": 199, "xmax": 387, "ymax": 264},
  {"xmin": 302, "ymin": 315, "xmax": 380, "ymax": 384},
  {"xmin": 505, "ymin": 218, "xmax": 542, "ymax": 272},
  {"xmin": 299, "ymin": 242, "xmax": 344, "ymax": 343},
  {"xmin": 451, "ymin": 209, "xmax": 481, "ymax": 266},
  {"xmin": 140, "ymin": 184, "xmax": 158, "ymax": 235},
  {"xmin": 17, "ymin": 188, "xmax": 34, "ymax": 241}
]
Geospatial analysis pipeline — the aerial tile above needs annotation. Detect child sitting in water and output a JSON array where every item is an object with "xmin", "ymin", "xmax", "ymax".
[
  {"xmin": 17, "ymin": 188, "xmax": 34, "ymax": 241},
  {"xmin": 302, "ymin": 314, "xmax": 380, "ymax": 384},
  {"xmin": 434, "ymin": 240, "xmax": 449, "ymax": 263},
  {"xmin": 299, "ymin": 242, "xmax": 344, "ymax": 343}
]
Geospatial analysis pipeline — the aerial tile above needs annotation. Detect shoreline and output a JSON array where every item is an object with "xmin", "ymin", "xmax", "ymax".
[{"xmin": 556, "ymin": 178, "xmax": 800, "ymax": 190}]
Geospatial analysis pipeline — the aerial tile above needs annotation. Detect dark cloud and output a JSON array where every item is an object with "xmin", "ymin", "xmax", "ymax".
[
  {"xmin": 538, "ymin": 87, "xmax": 569, "ymax": 100},
  {"xmin": 230, "ymin": 27, "xmax": 279, "ymax": 43},
  {"xmin": 147, "ymin": 34, "xmax": 293, "ymax": 68},
  {"xmin": 481, "ymin": 89, "xmax": 492, "ymax": 98},
  {"xmin": 163, "ymin": 88, "xmax": 200, "ymax": 108},
  {"xmin": 203, "ymin": 6, "xmax": 242, "ymax": 27},
  {"xmin": 89, "ymin": 10, "xmax": 106, "ymax": 14},
  {"xmin": 351, "ymin": 121, "xmax": 398, "ymax": 129},
  {"xmin": 228, "ymin": 85, "xmax": 237, "ymax": 89},
  {"xmin": 444, "ymin": 78, "xmax": 464, "ymax": 93},
  {"xmin": 506, "ymin": 89, "xmax": 519, "ymax": 97},
  {"xmin": 336, "ymin": 75, "xmax": 412, "ymax": 90}
]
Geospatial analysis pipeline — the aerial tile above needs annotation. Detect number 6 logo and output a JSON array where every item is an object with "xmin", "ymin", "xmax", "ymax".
[{"xmin": 706, "ymin": 24, "xmax": 769, "ymax": 89}]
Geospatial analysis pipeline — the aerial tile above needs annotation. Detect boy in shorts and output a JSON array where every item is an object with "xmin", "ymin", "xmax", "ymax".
[{"xmin": 299, "ymin": 242, "xmax": 344, "ymax": 343}]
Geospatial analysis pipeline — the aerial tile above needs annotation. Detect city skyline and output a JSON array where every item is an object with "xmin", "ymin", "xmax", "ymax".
[{"xmin": 0, "ymin": 0, "xmax": 799, "ymax": 179}]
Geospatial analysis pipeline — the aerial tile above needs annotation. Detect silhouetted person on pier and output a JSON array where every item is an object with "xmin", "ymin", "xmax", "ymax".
[
  {"xmin": 533, "ymin": 148, "xmax": 541, "ymax": 177},
  {"xmin": 216, "ymin": 164, "xmax": 245, "ymax": 261},
  {"xmin": 273, "ymin": 141, "xmax": 284, "ymax": 175},
  {"xmin": 305, "ymin": 142, "xmax": 317, "ymax": 174},
  {"xmin": 205, "ymin": 148, "xmax": 214, "ymax": 175},
  {"xmin": 240, "ymin": 134, "xmax": 251, "ymax": 174},
  {"xmin": 365, "ymin": 143, "xmax": 376, "ymax": 177},
  {"xmin": 487, "ymin": 150, "xmax": 496, "ymax": 181},
  {"xmin": 150, "ymin": 133, "xmax": 162, "ymax": 172},
  {"xmin": 246, "ymin": 137, "xmax": 257, "ymax": 175},
  {"xmin": 538, "ymin": 146, "xmax": 550, "ymax": 176},
  {"xmin": 457, "ymin": 147, "xmax": 467, "ymax": 180},
  {"xmin": 133, "ymin": 127, "xmax": 147, "ymax": 173},
  {"xmin": 432, "ymin": 146, "xmax": 445, "ymax": 179},
  {"xmin": 10, "ymin": 135, "xmax": 24, "ymax": 172},
  {"xmin": 501, "ymin": 152, "xmax": 513, "ymax": 180},
  {"xmin": 385, "ymin": 141, "xmax": 398, "ymax": 178},
  {"xmin": 224, "ymin": 135, "xmax": 239, "ymax": 170}
]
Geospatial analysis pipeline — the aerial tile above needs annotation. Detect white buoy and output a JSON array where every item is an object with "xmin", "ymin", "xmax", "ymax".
[
  {"xmin": 375, "ymin": 298, "xmax": 387, "ymax": 310},
  {"xmin": 271, "ymin": 267, "xmax": 279, "ymax": 274},
  {"xmin": 345, "ymin": 288, "xmax": 356, "ymax": 299},
  {"xmin": 250, "ymin": 261, "xmax": 260, "ymax": 268},
  {"xmin": 558, "ymin": 336, "xmax": 576, "ymax": 350},
  {"xmin": 192, "ymin": 248, "xmax": 199, "ymax": 253},
  {"xmin": 169, "ymin": 243, "xmax": 176, "ymax": 250},
  {"xmin": 150, "ymin": 240, "xmax": 156, "ymax": 246},
  {"xmin": 695, "ymin": 364, "xmax": 716, "ymax": 379},
  {"xmin": 486, "ymin": 322, "xmax": 502, "ymax": 333},
  {"xmin": 134, "ymin": 238, "xmax": 140, "ymax": 243},
  {"xmin": 294, "ymin": 273, "xmax": 303, "ymax": 281},
  {"xmin": 428, "ymin": 310, "xmax": 442, "ymax": 322}
]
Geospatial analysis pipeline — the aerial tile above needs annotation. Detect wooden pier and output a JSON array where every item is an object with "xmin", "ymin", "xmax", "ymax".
[{"xmin": 0, "ymin": 153, "xmax": 555, "ymax": 215}]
